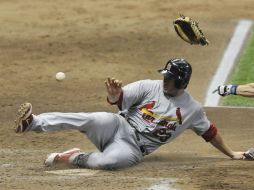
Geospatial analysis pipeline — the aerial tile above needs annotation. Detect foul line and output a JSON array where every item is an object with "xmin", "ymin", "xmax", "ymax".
[{"xmin": 204, "ymin": 20, "xmax": 253, "ymax": 107}]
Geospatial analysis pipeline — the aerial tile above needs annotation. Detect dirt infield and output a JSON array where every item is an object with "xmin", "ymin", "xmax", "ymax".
[{"xmin": 1, "ymin": 1, "xmax": 254, "ymax": 190}]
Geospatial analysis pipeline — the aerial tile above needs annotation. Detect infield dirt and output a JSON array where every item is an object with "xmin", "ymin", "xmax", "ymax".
[{"xmin": 1, "ymin": 1, "xmax": 254, "ymax": 189}]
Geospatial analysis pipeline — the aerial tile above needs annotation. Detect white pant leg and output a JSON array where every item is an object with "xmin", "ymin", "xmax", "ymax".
[
  {"xmin": 30, "ymin": 112, "xmax": 121, "ymax": 151},
  {"xmin": 73, "ymin": 117, "xmax": 143, "ymax": 170},
  {"xmin": 75, "ymin": 141, "xmax": 143, "ymax": 170}
]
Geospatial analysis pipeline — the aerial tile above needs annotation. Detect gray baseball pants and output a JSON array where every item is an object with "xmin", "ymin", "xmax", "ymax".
[{"xmin": 29, "ymin": 112, "xmax": 144, "ymax": 170}]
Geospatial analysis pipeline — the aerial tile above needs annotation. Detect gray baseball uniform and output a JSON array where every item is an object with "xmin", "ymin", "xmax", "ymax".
[{"xmin": 28, "ymin": 79, "xmax": 211, "ymax": 170}]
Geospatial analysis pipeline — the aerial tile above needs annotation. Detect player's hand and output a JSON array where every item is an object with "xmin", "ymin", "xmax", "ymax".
[
  {"xmin": 231, "ymin": 151, "xmax": 245, "ymax": 160},
  {"xmin": 213, "ymin": 85, "xmax": 237, "ymax": 96},
  {"xmin": 105, "ymin": 77, "xmax": 122, "ymax": 103}
]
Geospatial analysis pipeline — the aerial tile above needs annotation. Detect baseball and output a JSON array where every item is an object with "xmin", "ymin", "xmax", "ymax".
[{"xmin": 55, "ymin": 72, "xmax": 66, "ymax": 81}]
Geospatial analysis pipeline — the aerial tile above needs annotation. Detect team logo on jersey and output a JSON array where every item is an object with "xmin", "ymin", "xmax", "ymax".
[
  {"xmin": 138, "ymin": 102, "xmax": 183, "ymax": 125},
  {"xmin": 138, "ymin": 102, "xmax": 183, "ymax": 143}
]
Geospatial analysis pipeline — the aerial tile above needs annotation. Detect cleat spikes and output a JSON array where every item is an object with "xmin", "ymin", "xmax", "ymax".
[{"xmin": 14, "ymin": 103, "xmax": 33, "ymax": 133}]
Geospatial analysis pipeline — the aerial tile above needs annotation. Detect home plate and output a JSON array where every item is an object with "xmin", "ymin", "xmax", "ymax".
[{"xmin": 45, "ymin": 169, "xmax": 99, "ymax": 176}]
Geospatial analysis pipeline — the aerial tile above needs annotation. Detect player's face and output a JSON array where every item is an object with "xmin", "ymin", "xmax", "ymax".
[{"xmin": 163, "ymin": 77, "xmax": 182, "ymax": 97}]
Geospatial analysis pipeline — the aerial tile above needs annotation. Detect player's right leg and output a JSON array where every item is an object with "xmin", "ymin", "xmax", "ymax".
[
  {"xmin": 15, "ymin": 102, "xmax": 118, "ymax": 135},
  {"xmin": 14, "ymin": 102, "xmax": 122, "ymax": 151}
]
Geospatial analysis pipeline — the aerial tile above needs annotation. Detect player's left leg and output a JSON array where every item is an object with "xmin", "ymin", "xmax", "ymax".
[
  {"xmin": 44, "ymin": 117, "xmax": 144, "ymax": 170},
  {"xmin": 73, "ymin": 137, "xmax": 144, "ymax": 170},
  {"xmin": 71, "ymin": 118, "xmax": 144, "ymax": 170},
  {"xmin": 45, "ymin": 139, "xmax": 143, "ymax": 170}
]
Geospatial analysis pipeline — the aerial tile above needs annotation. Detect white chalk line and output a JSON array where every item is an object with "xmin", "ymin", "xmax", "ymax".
[
  {"xmin": 44, "ymin": 169, "xmax": 178, "ymax": 189},
  {"xmin": 44, "ymin": 169, "xmax": 177, "ymax": 185},
  {"xmin": 146, "ymin": 179, "xmax": 177, "ymax": 190},
  {"xmin": 204, "ymin": 19, "xmax": 253, "ymax": 107},
  {"xmin": 45, "ymin": 168, "xmax": 99, "ymax": 176}
]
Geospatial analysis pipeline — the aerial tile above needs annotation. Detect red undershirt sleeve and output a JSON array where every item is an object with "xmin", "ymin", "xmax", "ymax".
[{"xmin": 202, "ymin": 124, "xmax": 218, "ymax": 142}]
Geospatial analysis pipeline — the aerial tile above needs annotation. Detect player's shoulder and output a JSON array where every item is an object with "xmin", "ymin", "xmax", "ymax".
[
  {"xmin": 124, "ymin": 79, "xmax": 161, "ymax": 92},
  {"xmin": 185, "ymin": 91, "xmax": 204, "ymax": 110},
  {"xmin": 135, "ymin": 79, "xmax": 161, "ymax": 87}
]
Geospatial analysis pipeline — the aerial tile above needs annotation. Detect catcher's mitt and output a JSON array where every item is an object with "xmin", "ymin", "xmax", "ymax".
[
  {"xmin": 243, "ymin": 148, "xmax": 254, "ymax": 160},
  {"xmin": 173, "ymin": 14, "xmax": 209, "ymax": 46}
]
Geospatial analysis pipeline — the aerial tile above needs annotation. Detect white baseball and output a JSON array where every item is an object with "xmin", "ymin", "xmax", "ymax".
[{"xmin": 55, "ymin": 72, "xmax": 66, "ymax": 81}]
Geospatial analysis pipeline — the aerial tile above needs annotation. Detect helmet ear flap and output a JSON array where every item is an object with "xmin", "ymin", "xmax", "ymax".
[
  {"xmin": 174, "ymin": 75, "xmax": 189, "ymax": 89},
  {"xmin": 174, "ymin": 75, "xmax": 182, "ymax": 89},
  {"xmin": 177, "ymin": 73, "xmax": 191, "ymax": 89}
]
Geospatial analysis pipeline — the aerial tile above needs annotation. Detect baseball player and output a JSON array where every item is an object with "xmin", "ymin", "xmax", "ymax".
[
  {"xmin": 15, "ymin": 58, "xmax": 246, "ymax": 170},
  {"xmin": 215, "ymin": 83, "xmax": 254, "ymax": 97}
]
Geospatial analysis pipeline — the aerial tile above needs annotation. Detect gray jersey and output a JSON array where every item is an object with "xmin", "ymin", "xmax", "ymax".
[{"xmin": 121, "ymin": 80, "xmax": 210, "ymax": 152}]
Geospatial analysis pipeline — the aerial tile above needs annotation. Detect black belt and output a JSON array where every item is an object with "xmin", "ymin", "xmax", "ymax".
[
  {"xmin": 134, "ymin": 130, "xmax": 147, "ymax": 155},
  {"xmin": 123, "ymin": 116, "xmax": 148, "ymax": 155}
]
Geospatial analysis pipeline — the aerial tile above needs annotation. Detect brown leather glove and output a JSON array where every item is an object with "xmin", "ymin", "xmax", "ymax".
[{"xmin": 173, "ymin": 14, "xmax": 209, "ymax": 46}]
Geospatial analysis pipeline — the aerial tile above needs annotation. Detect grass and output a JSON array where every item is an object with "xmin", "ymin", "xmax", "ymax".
[{"xmin": 221, "ymin": 27, "xmax": 254, "ymax": 107}]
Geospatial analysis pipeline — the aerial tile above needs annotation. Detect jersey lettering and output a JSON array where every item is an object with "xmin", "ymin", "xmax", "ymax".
[{"xmin": 138, "ymin": 102, "xmax": 183, "ymax": 142}]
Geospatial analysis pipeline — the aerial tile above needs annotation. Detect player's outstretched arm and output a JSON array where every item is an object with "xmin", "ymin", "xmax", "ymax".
[
  {"xmin": 215, "ymin": 83, "xmax": 254, "ymax": 97},
  {"xmin": 209, "ymin": 132, "xmax": 244, "ymax": 160},
  {"xmin": 236, "ymin": 83, "xmax": 254, "ymax": 97},
  {"xmin": 105, "ymin": 77, "xmax": 123, "ymax": 104}
]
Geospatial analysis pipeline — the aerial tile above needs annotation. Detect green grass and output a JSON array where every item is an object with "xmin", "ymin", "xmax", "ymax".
[{"xmin": 221, "ymin": 27, "xmax": 254, "ymax": 107}]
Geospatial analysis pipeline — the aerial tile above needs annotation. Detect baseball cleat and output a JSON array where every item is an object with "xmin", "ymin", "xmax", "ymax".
[
  {"xmin": 44, "ymin": 148, "xmax": 81, "ymax": 167},
  {"xmin": 15, "ymin": 103, "xmax": 33, "ymax": 133}
]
